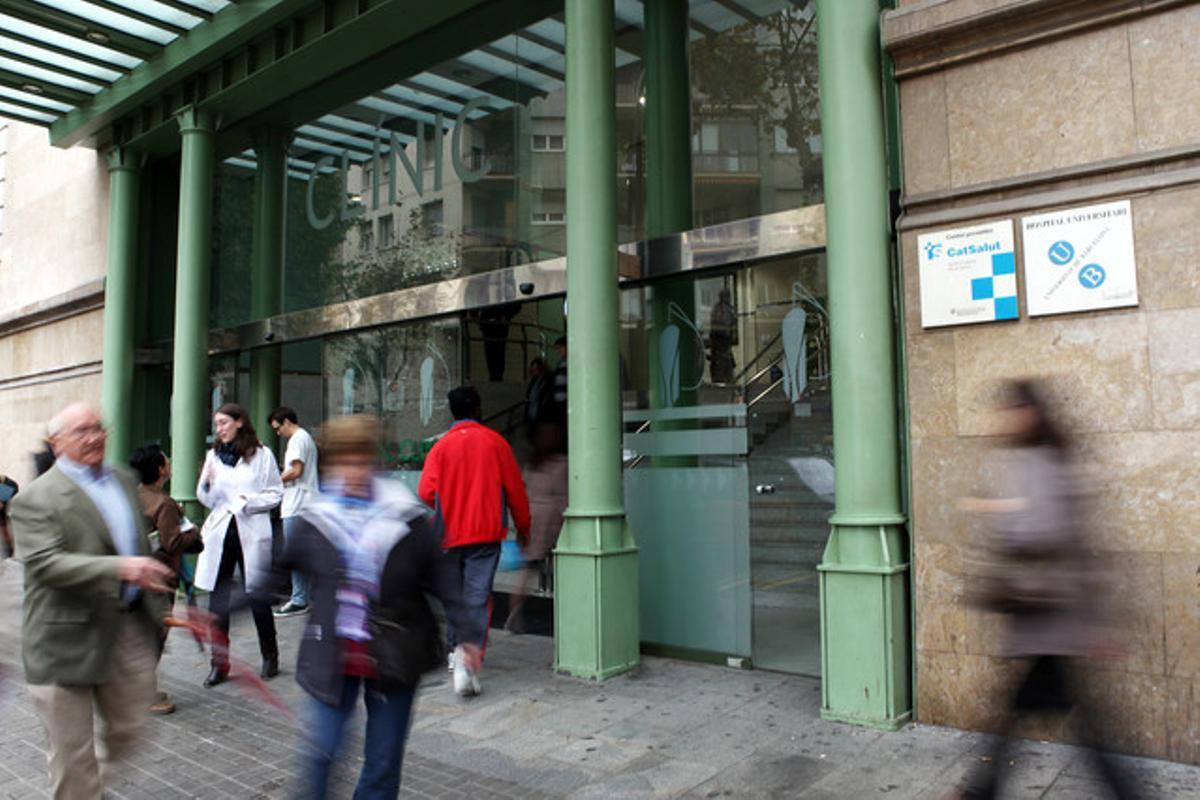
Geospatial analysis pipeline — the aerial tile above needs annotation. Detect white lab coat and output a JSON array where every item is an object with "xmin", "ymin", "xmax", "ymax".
[{"xmin": 193, "ymin": 446, "xmax": 284, "ymax": 593}]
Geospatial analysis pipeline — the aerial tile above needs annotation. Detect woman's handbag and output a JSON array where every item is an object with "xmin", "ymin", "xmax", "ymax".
[{"xmin": 367, "ymin": 607, "xmax": 445, "ymax": 688}]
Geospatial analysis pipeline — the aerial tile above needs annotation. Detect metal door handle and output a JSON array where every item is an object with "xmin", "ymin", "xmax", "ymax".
[{"xmin": 755, "ymin": 484, "xmax": 776, "ymax": 495}]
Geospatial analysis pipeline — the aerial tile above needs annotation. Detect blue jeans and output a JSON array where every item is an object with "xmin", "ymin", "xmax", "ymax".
[
  {"xmin": 444, "ymin": 542, "xmax": 501, "ymax": 651},
  {"xmin": 284, "ymin": 516, "xmax": 310, "ymax": 606},
  {"xmin": 303, "ymin": 677, "xmax": 416, "ymax": 800}
]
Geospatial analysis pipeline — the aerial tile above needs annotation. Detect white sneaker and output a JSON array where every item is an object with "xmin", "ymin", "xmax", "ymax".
[{"xmin": 451, "ymin": 646, "xmax": 479, "ymax": 697}]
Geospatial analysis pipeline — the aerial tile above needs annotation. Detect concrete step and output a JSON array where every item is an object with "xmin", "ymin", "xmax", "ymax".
[
  {"xmin": 753, "ymin": 588, "xmax": 820, "ymax": 611},
  {"xmin": 750, "ymin": 503, "xmax": 831, "ymax": 525},
  {"xmin": 751, "ymin": 524, "xmax": 829, "ymax": 547},
  {"xmin": 751, "ymin": 540, "xmax": 825, "ymax": 566}
]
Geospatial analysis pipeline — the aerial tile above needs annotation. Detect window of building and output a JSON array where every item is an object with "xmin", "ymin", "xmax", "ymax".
[
  {"xmin": 532, "ymin": 134, "xmax": 565, "ymax": 152},
  {"xmin": 421, "ymin": 201, "xmax": 443, "ymax": 236},
  {"xmin": 358, "ymin": 220, "xmax": 373, "ymax": 253},
  {"xmin": 532, "ymin": 211, "xmax": 565, "ymax": 225},
  {"xmin": 377, "ymin": 213, "xmax": 394, "ymax": 249}
]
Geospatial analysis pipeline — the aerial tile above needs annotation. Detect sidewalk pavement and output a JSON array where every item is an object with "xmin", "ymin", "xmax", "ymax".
[{"xmin": 1, "ymin": 561, "xmax": 1197, "ymax": 799}]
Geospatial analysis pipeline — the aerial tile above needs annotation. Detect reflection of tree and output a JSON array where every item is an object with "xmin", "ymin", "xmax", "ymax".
[
  {"xmin": 325, "ymin": 206, "xmax": 460, "ymax": 450},
  {"xmin": 689, "ymin": 6, "xmax": 820, "ymax": 166}
]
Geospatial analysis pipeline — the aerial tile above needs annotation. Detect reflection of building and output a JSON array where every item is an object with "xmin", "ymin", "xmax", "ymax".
[{"xmin": 3, "ymin": 0, "xmax": 1199, "ymax": 764}]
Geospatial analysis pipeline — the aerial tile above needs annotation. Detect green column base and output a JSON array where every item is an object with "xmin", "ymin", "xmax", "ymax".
[
  {"xmin": 553, "ymin": 511, "xmax": 640, "ymax": 680},
  {"xmin": 818, "ymin": 517, "xmax": 911, "ymax": 730}
]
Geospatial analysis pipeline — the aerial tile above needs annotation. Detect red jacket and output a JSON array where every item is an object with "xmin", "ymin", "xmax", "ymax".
[{"xmin": 418, "ymin": 420, "xmax": 531, "ymax": 549}]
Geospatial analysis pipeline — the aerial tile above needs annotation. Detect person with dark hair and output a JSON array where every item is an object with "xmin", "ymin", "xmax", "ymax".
[
  {"xmin": 418, "ymin": 386, "xmax": 530, "ymax": 697},
  {"xmin": 130, "ymin": 443, "xmax": 200, "ymax": 715},
  {"xmin": 275, "ymin": 415, "xmax": 466, "ymax": 798},
  {"xmin": 505, "ymin": 421, "xmax": 567, "ymax": 633},
  {"xmin": 269, "ymin": 406, "xmax": 319, "ymax": 617},
  {"xmin": 956, "ymin": 379, "xmax": 1138, "ymax": 799},
  {"xmin": 0, "ymin": 473, "xmax": 16, "ymax": 559},
  {"xmin": 550, "ymin": 336, "xmax": 568, "ymax": 424},
  {"xmin": 32, "ymin": 440, "xmax": 55, "ymax": 477},
  {"xmin": 194, "ymin": 403, "xmax": 284, "ymax": 687},
  {"xmin": 525, "ymin": 357, "xmax": 552, "ymax": 432}
]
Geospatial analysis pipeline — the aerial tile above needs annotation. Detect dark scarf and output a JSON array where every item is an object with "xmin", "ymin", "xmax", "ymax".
[{"xmin": 215, "ymin": 441, "xmax": 240, "ymax": 467}]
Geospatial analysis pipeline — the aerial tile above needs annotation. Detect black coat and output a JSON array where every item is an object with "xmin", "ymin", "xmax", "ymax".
[{"xmin": 278, "ymin": 502, "xmax": 461, "ymax": 706}]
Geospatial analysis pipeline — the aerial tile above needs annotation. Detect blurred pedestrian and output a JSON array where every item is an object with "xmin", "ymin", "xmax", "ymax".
[
  {"xmin": 525, "ymin": 357, "xmax": 552, "ymax": 433},
  {"xmin": 505, "ymin": 421, "xmax": 567, "ymax": 634},
  {"xmin": 269, "ymin": 406, "xmax": 319, "ymax": 618},
  {"xmin": 956, "ymin": 379, "xmax": 1138, "ymax": 800},
  {"xmin": 195, "ymin": 403, "xmax": 284, "ymax": 687},
  {"xmin": 32, "ymin": 440, "xmax": 55, "ymax": 477},
  {"xmin": 130, "ymin": 444, "xmax": 201, "ymax": 715},
  {"xmin": 418, "ymin": 386, "xmax": 530, "ymax": 696},
  {"xmin": 280, "ymin": 415, "xmax": 466, "ymax": 799},
  {"xmin": 550, "ymin": 336, "xmax": 568, "ymax": 425},
  {"xmin": 0, "ymin": 472, "xmax": 16, "ymax": 559},
  {"xmin": 10, "ymin": 403, "xmax": 173, "ymax": 799}
]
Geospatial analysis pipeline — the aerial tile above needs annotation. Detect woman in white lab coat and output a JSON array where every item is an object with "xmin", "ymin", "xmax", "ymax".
[{"xmin": 195, "ymin": 403, "xmax": 284, "ymax": 687}]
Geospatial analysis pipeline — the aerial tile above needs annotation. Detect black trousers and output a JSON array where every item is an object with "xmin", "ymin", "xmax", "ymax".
[
  {"xmin": 966, "ymin": 655, "xmax": 1138, "ymax": 799},
  {"xmin": 208, "ymin": 520, "xmax": 277, "ymax": 667}
]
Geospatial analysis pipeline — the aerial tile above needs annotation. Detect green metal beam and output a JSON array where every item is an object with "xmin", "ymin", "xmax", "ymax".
[
  {"xmin": 101, "ymin": 147, "xmax": 142, "ymax": 463},
  {"xmin": 553, "ymin": 0, "xmax": 640, "ymax": 682},
  {"xmin": 0, "ymin": 44, "xmax": 110, "ymax": 88},
  {"xmin": 814, "ymin": 0, "xmax": 911, "ymax": 731},
  {"xmin": 0, "ymin": 27, "xmax": 132, "ymax": 74},
  {"xmin": 49, "ymin": 0, "xmax": 316, "ymax": 148},
  {"xmin": 0, "ymin": 0, "xmax": 162, "ymax": 60},
  {"xmin": 0, "ymin": 69, "xmax": 91, "ymax": 106}
]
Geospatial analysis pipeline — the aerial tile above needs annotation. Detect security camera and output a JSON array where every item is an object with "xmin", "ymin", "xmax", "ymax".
[
  {"xmin": 519, "ymin": 282, "xmax": 535, "ymax": 296},
  {"xmin": 264, "ymin": 331, "xmax": 276, "ymax": 342}
]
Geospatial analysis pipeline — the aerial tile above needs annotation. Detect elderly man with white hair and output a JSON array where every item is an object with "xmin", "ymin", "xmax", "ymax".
[{"xmin": 9, "ymin": 402, "xmax": 174, "ymax": 800}]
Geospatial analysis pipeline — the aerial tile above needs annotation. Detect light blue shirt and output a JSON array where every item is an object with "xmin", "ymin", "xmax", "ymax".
[{"xmin": 57, "ymin": 456, "xmax": 142, "ymax": 604}]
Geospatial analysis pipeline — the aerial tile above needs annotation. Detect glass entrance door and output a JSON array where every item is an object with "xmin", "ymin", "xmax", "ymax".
[{"xmin": 740, "ymin": 254, "xmax": 831, "ymax": 676}]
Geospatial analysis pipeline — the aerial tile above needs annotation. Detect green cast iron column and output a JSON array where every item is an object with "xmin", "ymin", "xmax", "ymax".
[
  {"xmin": 249, "ymin": 129, "xmax": 288, "ymax": 451},
  {"xmin": 100, "ymin": 147, "xmax": 141, "ymax": 463},
  {"xmin": 644, "ymin": 0, "xmax": 698, "ymax": 463},
  {"xmin": 815, "ymin": 0, "xmax": 911, "ymax": 730},
  {"xmin": 169, "ymin": 108, "xmax": 217, "ymax": 514},
  {"xmin": 553, "ymin": 0, "xmax": 640, "ymax": 680},
  {"xmin": 643, "ymin": 0, "xmax": 692, "ymax": 239}
]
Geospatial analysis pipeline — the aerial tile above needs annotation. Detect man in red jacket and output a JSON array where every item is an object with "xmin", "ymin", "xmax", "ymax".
[{"xmin": 418, "ymin": 386, "xmax": 531, "ymax": 697}]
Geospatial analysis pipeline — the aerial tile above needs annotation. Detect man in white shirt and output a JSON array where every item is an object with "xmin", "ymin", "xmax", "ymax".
[{"xmin": 269, "ymin": 407, "xmax": 320, "ymax": 616}]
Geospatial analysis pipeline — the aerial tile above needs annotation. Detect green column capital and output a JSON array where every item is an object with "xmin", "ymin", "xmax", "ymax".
[
  {"xmin": 105, "ymin": 146, "xmax": 142, "ymax": 174},
  {"xmin": 176, "ymin": 107, "xmax": 217, "ymax": 136}
]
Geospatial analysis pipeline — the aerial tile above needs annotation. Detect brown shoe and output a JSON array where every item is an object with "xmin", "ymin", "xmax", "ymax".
[{"xmin": 149, "ymin": 698, "xmax": 176, "ymax": 715}]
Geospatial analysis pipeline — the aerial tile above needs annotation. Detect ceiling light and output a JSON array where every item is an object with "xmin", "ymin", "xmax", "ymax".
[
  {"xmin": 22, "ymin": 84, "xmax": 43, "ymax": 94},
  {"xmin": 85, "ymin": 31, "xmax": 110, "ymax": 44}
]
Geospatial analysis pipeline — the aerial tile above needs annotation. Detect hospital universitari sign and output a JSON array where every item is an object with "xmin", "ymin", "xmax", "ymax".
[{"xmin": 304, "ymin": 97, "xmax": 492, "ymax": 231}]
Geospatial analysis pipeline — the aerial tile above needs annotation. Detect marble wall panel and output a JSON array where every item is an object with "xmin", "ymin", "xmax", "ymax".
[
  {"xmin": 944, "ymin": 27, "xmax": 1136, "ymax": 187},
  {"xmin": 900, "ymin": 73, "xmax": 951, "ymax": 195},
  {"xmin": 0, "ymin": 309, "xmax": 104, "ymax": 378},
  {"xmin": 952, "ymin": 312, "xmax": 1151, "ymax": 438},
  {"xmin": 0, "ymin": 372, "xmax": 102, "ymax": 486},
  {"xmin": 1128, "ymin": 6, "xmax": 1200, "ymax": 152},
  {"xmin": 1131, "ymin": 186, "xmax": 1200, "ymax": 312},
  {"xmin": 916, "ymin": 650, "xmax": 1019, "ymax": 731},
  {"xmin": 1167, "ymin": 677, "xmax": 1199, "ymax": 764},
  {"xmin": 1071, "ymin": 432, "xmax": 1200, "ymax": 554},
  {"xmin": 909, "ymin": 435, "xmax": 997, "ymax": 545},
  {"xmin": 914, "ymin": 539, "xmax": 966, "ymax": 655},
  {"xmin": 1164, "ymin": 555, "xmax": 1200, "ymax": 680},
  {"xmin": 905, "ymin": 330, "xmax": 957, "ymax": 439},
  {"xmin": 1073, "ymin": 669, "xmax": 1170, "ymax": 758},
  {"xmin": 1148, "ymin": 308, "xmax": 1200, "ymax": 431}
]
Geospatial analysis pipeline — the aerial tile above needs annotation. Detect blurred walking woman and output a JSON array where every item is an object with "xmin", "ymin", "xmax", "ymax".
[
  {"xmin": 281, "ymin": 416, "xmax": 463, "ymax": 800},
  {"xmin": 958, "ymin": 380, "xmax": 1136, "ymax": 800},
  {"xmin": 195, "ymin": 403, "xmax": 283, "ymax": 687}
]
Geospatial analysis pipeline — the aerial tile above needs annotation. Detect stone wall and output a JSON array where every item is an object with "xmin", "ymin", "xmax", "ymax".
[
  {"xmin": 0, "ymin": 121, "xmax": 108, "ymax": 485},
  {"xmin": 888, "ymin": 0, "xmax": 1200, "ymax": 763}
]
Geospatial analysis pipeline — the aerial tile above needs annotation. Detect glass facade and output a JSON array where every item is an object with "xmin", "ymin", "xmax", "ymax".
[
  {"xmin": 203, "ymin": 0, "xmax": 821, "ymax": 328},
  {"xmin": 184, "ymin": 0, "xmax": 830, "ymax": 672}
]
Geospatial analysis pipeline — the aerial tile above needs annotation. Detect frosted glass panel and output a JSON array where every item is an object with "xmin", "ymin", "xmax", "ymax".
[{"xmin": 626, "ymin": 466, "xmax": 751, "ymax": 657}]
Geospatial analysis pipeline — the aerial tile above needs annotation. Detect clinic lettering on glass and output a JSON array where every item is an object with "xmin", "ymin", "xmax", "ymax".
[{"xmin": 305, "ymin": 96, "xmax": 492, "ymax": 231}]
